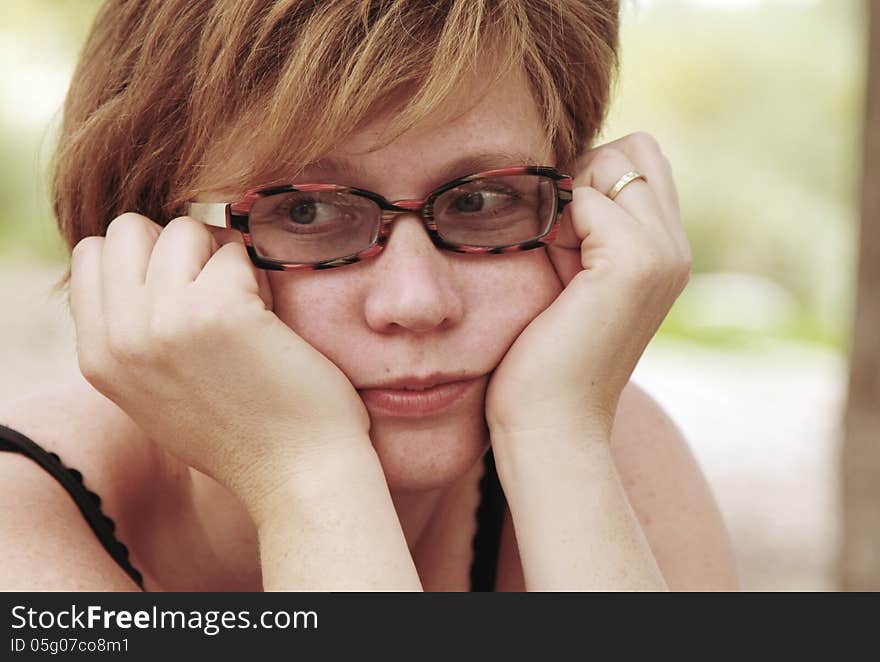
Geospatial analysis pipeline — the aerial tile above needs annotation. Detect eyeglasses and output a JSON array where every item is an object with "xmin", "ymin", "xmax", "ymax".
[{"xmin": 186, "ymin": 165, "xmax": 572, "ymax": 270}]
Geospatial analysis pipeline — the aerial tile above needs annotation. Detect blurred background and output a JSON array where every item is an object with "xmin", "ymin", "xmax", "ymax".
[{"xmin": 0, "ymin": 0, "xmax": 871, "ymax": 589}]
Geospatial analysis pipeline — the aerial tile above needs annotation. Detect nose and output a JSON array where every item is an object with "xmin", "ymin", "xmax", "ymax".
[{"xmin": 363, "ymin": 214, "xmax": 464, "ymax": 333}]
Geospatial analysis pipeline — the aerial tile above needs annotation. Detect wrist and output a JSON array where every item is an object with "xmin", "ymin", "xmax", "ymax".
[
  {"xmin": 488, "ymin": 406, "xmax": 613, "ymax": 450},
  {"xmin": 489, "ymin": 415, "xmax": 614, "ymax": 497},
  {"xmin": 250, "ymin": 439, "xmax": 422, "ymax": 591},
  {"xmin": 233, "ymin": 434, "xmax": 382, "ymax": 530}
]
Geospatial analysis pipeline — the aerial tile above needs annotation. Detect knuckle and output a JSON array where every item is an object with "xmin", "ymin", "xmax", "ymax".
[
  {"xmin": 106, "ymin": 341, "xmax": 143, "ymax": 367},
  {"xmin": 78, "ymin": 361, "xmax": 109, "ymax": 393},
  {"xmin": 164, "ymin": 215, "xmax": 206, "ymax": 235},
  {"xmin": 167, "ymin": 291, "xmax": 225, "ymax": 337},
  {"xmin": 105, "ymin": 322, "xmax": 149, "ymax": 365},
  {"xmin": 71, "ymin": 235, "xmax": 103, "ymax": 261},
  {"xmin": 151, "ymin": 292, "xmax": 205, "ymax": 344},
  {"xmin": 206, "ymin": 226, "xmax": 244, "ymax": 246},
  {"xmin": 189, "ymin": 299, "xmax": 232, "ymax": 334},
  {"xmin": 628, "ymin": 131, "xmax": 661, "ymax": 154},
  {"xmin": 215, "ymin": 240, "xmax": 247, "ymax": 261},
  {"xmin": 150, "ymin": 290, "xmax": 231, "ymax": 347},
  {"xmin": 148, "ymin": 310, "xmax": 183, "ymax": 348},
  {"xmin": 75, "ymin": 345, "xmax": 113, "ymax": 393},
  {"xmin": 106, "ymin": 212, "xmax": 161, "ymax": 242},
  {"xmin": 77, "ymin": 360, "xmax": 104, "ymax": 391},
  {"xmin": 106, "ymin": 212, "xmax": 143, "ymax": 234},
  {"xmin": 592, "ymin": 147, "xmax": 627, "ymax": 171}
]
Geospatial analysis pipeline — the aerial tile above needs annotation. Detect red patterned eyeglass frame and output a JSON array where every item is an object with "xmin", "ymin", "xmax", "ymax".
[{"xmin": 186, "ymin": 165, "xmax": 573, "ymax": 271}]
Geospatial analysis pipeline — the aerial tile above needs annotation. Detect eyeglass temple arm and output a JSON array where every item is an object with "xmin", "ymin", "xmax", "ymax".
[{"xmin": 186, "ymin": 202, "xmax": 230, "ymax": 228}]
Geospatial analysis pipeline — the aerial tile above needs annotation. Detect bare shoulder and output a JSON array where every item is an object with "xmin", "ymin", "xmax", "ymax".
[
  {"xmin": 0, "ymin": 374, "xmax": 163, "ymax": 515},
  {"xmin": 0, "ymin": 375, "xmax": 167, "ymax": 589},
  {"xmin": 610, "ymin": 381, "xmax": 739, "ymax": 590}
]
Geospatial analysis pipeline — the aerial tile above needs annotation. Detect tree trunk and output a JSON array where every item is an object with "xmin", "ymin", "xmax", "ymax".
[{"xmin": 841, "ymin": 0, "xmax": 880, "ymax": 592}]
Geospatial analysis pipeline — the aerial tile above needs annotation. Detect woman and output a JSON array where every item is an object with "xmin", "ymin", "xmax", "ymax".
[{"xmin": 0, "ymin": 0, "xmax": 737, "ymax": 591}]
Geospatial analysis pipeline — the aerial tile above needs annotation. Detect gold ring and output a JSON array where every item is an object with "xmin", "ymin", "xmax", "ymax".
[{"xmin": 607, "ymin": 171, "xmax": 647, "ymax": 200}]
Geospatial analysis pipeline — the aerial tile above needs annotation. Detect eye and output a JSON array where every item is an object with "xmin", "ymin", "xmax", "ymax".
[
  {"xmin": 454, "ymin": 191, "xmax": 487, "ymax": 213},
  {"xmin": 289, "ymin": 201, "xmax": 315, "ymax": 224},
  {"xmin": 447, "ymin": 186, "xmax": 518, "ymax": 215},
  {"xmin": 285, "ymin": 199, "xmax": 335, "ymax": 225}
]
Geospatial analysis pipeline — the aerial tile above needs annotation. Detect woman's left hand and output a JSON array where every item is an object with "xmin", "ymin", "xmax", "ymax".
[{"xmin": 484, "ymin": 132, "xmax": 691, "ymax": 440}]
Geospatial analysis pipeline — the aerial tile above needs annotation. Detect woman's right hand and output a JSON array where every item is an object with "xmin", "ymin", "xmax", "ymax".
[{"xmin": 69, "ymin": 213, "xmax": 372, "ymax": 520}]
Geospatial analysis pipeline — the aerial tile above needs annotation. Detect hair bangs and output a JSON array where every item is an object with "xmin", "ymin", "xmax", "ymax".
[
  {"xmin": 53, "ymin": 0, "xmax": 619, "ymax": 275},
  {"xmin": 180, "ymin": 0, "xmax": 533, "ymax": 201}
]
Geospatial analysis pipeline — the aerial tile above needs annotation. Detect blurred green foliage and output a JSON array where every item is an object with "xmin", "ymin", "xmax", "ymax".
[
  {"xmin": 0, "ymin": 0, "xmax": 864, "ymax": 349},
  {"xmin": 0, "ymin": 0, "xmax": 103, "ymax": 262},
  {"xmin": 603, "ymin": 0, "xmax": 864, "ymax": 348}
]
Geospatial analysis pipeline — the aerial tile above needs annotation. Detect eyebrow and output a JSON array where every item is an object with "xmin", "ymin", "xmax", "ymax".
[{"xmin": 301, "ymin": 150, "xmax": 546, "ymax": 189}]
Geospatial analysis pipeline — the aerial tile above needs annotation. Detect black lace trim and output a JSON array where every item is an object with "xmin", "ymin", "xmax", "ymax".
[
  {"xmin": 2, "ymin": 422, "xmax": 505, "ymax": 592},
  {"xmin": 0, "ymin": 423, "xmax": 145, "ymax": 590}
]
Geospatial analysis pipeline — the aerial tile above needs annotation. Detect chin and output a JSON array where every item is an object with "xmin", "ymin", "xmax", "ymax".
[{"xmin": 369, "ymin": 400, "xmax": 490, "ymax": 493}]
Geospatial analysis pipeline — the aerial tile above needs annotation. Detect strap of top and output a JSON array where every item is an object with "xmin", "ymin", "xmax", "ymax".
[
  {"xmin": 0, "ymin": 423, "xmax": 145, "ymax": 590},
  {"xmin": 0, "ymin": 422, "xmax": 505, "ymax": 592},
  {"xmin": 470, "ymin": 448, "xmax": 506, "ymax": 591}
]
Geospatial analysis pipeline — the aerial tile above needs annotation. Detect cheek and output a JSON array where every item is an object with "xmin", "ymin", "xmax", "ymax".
[
  {"xmin": 465, "ymin": 250, "xmax": 563, "ymax": 345},
  {"xmin": 265, "ymin": 269, "xmax": 362, "ymax": 352},
  {"xmin": 264, "ymin": 250, "xmax": 564, "ymax": 367}
]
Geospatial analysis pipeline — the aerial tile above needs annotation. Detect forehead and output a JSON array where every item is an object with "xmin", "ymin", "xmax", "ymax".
[
  {"xmin": 298, "ymin": 67, "xmax": 553, "ymax": 193},
  {"xmin": 195, "ymin": 66, "xmax": 553, "ymax": 201}
]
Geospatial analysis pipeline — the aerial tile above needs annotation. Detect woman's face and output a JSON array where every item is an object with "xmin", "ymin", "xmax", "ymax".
[{"xmin": 264, "ymin": 70, "xmax": 564, "ymax": 492}]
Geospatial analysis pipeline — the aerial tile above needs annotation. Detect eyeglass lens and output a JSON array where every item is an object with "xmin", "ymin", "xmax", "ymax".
[{"xmin": 247, "ymin": 174, "xmax": 558, "ymax": 264}]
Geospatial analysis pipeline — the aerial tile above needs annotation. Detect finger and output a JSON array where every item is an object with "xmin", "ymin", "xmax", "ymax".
[
  {"xmin": 144, "ymin": 216, "xmax": 219, "ymax": 290},
  {"xmin": 575, "ymin": 146, "xmax": 661, "ymax": 228},
  {"xmin": 586, "ymin": 133, "xmax": 689, "ymax": 260},
  {"xmin": 201, "ymin": 228, "xmax": 276, "ymax": 309},
  {"xmin": 101, "ymin": 213, "xmax": 160, "ymax": 320},
  {"xmin": 551, "ymin": 185, "xmax": 633, "ymax": 251},
  {"xmin": 545, "ymin": 205, "xmax": 584, "ymax": 287},
  {"xmin": 569, "ymin": 185, "xmax": 643, "ymax": 255},
  {"xmin": 196, "ymin": 240, "xmax": 274, "ymax": 311},
  {"xmin": 69, "ymin": 236, "xmax": 108, "ymax": 362},
  {"xmin": 572, "ymin": 183, "xmax": 691, "ymax": 297},
  {"xmin": 204, "ymin": 224, "xmax": 247, "ymax": 248},
  {"xmin": 546, "ymin": 184, "xmax": 642, "ymax": 287},
  {"xmin": 102, "ymin": 213, "xmax": 161, "ymax": 287},
  {"xmin": 599, "ymin": 132, "xmax": 681, "ymax": 228}
]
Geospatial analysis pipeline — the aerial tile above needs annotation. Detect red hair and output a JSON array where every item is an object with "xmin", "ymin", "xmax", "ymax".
[{"xmin": 52, "ymin": 0, "xmax": 619, "ymax": 268}]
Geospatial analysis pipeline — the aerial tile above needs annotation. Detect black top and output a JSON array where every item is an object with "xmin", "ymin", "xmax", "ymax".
[{"xmin": 0, "ymin": 423, "xmax": 506, "ymax": 591}]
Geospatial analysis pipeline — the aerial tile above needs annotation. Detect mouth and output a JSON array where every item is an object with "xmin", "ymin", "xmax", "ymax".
[{"xmin": 357, "ymin": 374, "xmax": 483, "ymax": 418}]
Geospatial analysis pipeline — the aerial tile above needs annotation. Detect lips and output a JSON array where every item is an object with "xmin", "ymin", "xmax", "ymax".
[{"xmin": 357, "ymin": 374, "xmax": 483, "ymax": 417}]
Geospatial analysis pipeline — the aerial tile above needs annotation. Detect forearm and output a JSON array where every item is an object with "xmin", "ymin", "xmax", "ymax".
[
  {"xmin": 248, "ymin": 441, "xmax": 422, "ymax": 591},
  {"xmin": 491, "ymin": 424, "xmax": 667, "ymax": 591}
]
